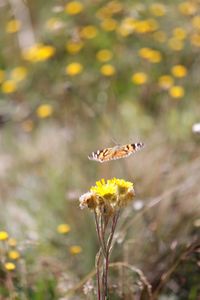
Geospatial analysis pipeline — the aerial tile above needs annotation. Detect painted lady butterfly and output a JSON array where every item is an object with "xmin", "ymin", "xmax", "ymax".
[{"xmin": 88, "ymin": 142, "xmax": 144, "ymax": 162}]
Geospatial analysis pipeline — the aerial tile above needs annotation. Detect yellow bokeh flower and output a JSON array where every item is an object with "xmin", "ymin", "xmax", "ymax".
[
  {"xmin": 96, "ymin": 49, "xmax": 113, "ymax": 62},
  {"xmin": 192, "ymin": 16, "xmax": 200, "ymax": 30},
  {"xmin": 8, "ymin": 238, "xmax": 17, "ymax": 247},
  {"xmin": 117, "ymin": 18, "xmax": 136, "ymax": 37},
  {"xmin": 65, "ymin": 1, "xmax": 84, "ymax": 15},
  {"xmin": 135, "ymin": 19, "xmax": 159, "ymax": 34},
  {"xmin": 23, "ymin": 44, "xmax": 55, "ymax": 62},
  {"xmin": 0, "ymin": 231, "xmax": 9, "ymax": 241},
  {"xmin": 1, "ymin": 80, "xmax": 17, "ymax": 94},
  {"xmin": 171, "ymin": 65, "xmax": 187, "ymax": 78},
  {"xmin": 100, "ymin": 18, "xmax": 118, "ymax": 32},
  {"xmin": 168, "ymin": 37, "xmax": 184, "ymax": 51},
  {"xmin": 69, "ymin": 245, "xmax": 82, "ymax": 255},
  {"xmin": 8, "ymin": 250, "xmax": 20, "ymax": 260},
  {"xmin": 100, "ymin": 64, "xmax": 116, "ymax": 76},
  {"xmin": 57, "ymin": 224, "xmax": 71, "ymax": 234},
  {"xmin": 36, "ymin": 104, "xmax": 53, "ymax": 118},
  {"xmin": 190, "ymin": 33, "xmax": 200, "ymax": 47},
  {"xmin": 172, "ymin": 27, "xmax": 187, "ymax": 40},
  {"xmin": 66, "ymin": 41, "xmax": 84, "ymax": 54},
  {"xmin": 131, "ymin": 72, "xmax": 148, "ymax": 85},
  {"xmin": 138, "ymin": 48, "xmax": 162, "ymax": 63},
  {"xmin": 10, "ymin": 66, "xmax": 27, "ymax": 82},
  {"xmin": 153, "ymin": 30, "xmax": 167, "ymax": 43},
  {"xmin": 65, "ymin": 62, "xmax": 83, "ymax": 76},
  {"xmin": 6, "ymin": 19, "xmax": 21, "ymax": 33},
  {"xmin": 149, "ymin": 3, "xmax": 166, "ymax": 16},
  {"xmin": 80, "ymin": 26, "xmax": 98, "ymax": 39},
  {"xmin": 178, "ymin": 1, "xmax": 197, "ymax": 15},
  {"xmin": 158, "ymin": 75, "xmax": 174, "ymax": 90},
  {"xmin": 4, "ymin": 262, "xmax": 16, "ymax": 271},
  {"xmin": 0, "ymin": 70, "xmax": 5, "ymax": 83},
  {"xmin": 169, "ymin": 86, "xmax": 185, "ymax": 99}
]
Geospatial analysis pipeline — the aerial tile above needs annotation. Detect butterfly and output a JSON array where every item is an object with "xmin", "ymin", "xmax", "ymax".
[{"xmin": 88, "ymin": 142, "xmax": 144, "ymax": 163}]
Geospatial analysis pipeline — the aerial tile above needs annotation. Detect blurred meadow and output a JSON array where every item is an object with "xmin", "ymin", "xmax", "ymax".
[{"xmin": 0, "ymin": 0, "xmax": 200, "ymax": 299}]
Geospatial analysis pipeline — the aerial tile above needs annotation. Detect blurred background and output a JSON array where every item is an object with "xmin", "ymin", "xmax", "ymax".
[{"xmin": 0, "ymin": 0, "xmax": 199, "ymax": 299}]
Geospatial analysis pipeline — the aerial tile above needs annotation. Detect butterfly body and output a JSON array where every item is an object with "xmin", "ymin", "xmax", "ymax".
[{"xmin": 88, "ymin": 142, "xmax": 144, "ymax": 162}]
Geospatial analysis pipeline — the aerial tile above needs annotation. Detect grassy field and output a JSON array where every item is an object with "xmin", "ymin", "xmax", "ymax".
[{"xmin": 0, "ymin": 0, "xmax": 199, "ymax": 299}]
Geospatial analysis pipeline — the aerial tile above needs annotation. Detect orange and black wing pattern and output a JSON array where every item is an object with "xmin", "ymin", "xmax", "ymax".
[{"xmin": 88, "ymin": 142, "xmax": 144, "ymax": 162}]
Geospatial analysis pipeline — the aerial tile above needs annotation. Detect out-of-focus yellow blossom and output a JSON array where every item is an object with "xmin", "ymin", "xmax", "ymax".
[
  {"xmin": 178, "ymin": 1, "xmax": 197, "ymax": 15},
  {"xmin": 96, "ymin": 49, "xmax": 113, "ymax": 62},
  {"xmin": 65, "ymin": 62, "xmax": 83, "ymax": 76},
  {"xmin": 66, "ymin": 41, "xmax": 84, "ymax": 54},
  {"xmin": 158, "ymin": 75, "xmax": 174, "ymax": 90},
  {"xmin": 0, "ymin": 231, "xmax": 9, "ymax": 241},
  {"xmin": 171, "ymin": 65, "xmax": 187, "ymax": 78},
  {"xmin": 153, "ymin": 30, "xmax": 167, "ymax": 43},
  {"xmin": 101, "ymin": 18, "xmax": 118, "ymax": 32},
  {"xmin": 117, "ymin": 18, "xmax": 138, "ymax": 36},
  {"xmin": 1, "ymin": 80, "xmax": 17, "ymax": 94},
  {"xmin": 0, "ymin": 70, "xmax": 5, "ymax": 83},
  {"xmin": 6, "ymin": 19, "xmax": 21, "ymax": 33},
  {"xmin": 192, "ymin": 16, "xmax": 200, "ymax": 30},
  {"xmin": 168, "ymin": 37, "xmax": 184, "ymax": 51},
  {"xmin": 4, "ymin": 262, "xmax": 16, "ymax": 271},
  {"xmin": 21, "ymin": 120, "xmax": 34, "ymax": 132},
  {"xmin": 10, "ymin": 67, "xmax": 27, "ymax": 82},
  {"xmin": 65, "ymin": 1, "xmax": 84, "ymax": 15},
  {"xmin": 8, "ymin": 238, "xmax": 17, "ymax": 247},
  {"xmin": 149, "ymin": 3, "xmax": 166, "ymax": 16},
  {"xmin": 190, "ymin": 33, "xmax": 200, "ymax": 47},
  {"xmin": 138, "ymin": 48, "xmax": 162, "ymax": 63},
  {"xmin": 8, "ymin": 251, "xmax": 20, "ymax": 260},
  {"xmin": 131, "ymin": 72, "xmax": 148, "ymax": 85},
  {"xmin": 36, "ymin": 104, "xmax": 53, "ymax": 118},
  {"xmin": 69, "ymin": 245, "xmax": 82, "ymax": 255},
  {"xmin": 106, "ymin": 1, "xmax": 123, "ymax": 14},
  {"xmin": 57, "ymin": 224, "xmax": 71, "ymax": 234},
  {"xmin": 80, "ymin": 26, "xmax": 98, "ymax": 39},
  {"xmin": 23, "ymin": 44, "xmax": 55, "ymax": 62},
  {"xmin": 169, "ymin": 86, "xmax": 185, "ymax": 99},
  {"xmin": 134, "ymin": 19, "xmax": 159, "ymax": 34},
  {"xmin": 100, "ymin": 64, "xmax": 116, "ymax": 76},
  {"xmin": 172, "ymin": 27, "xmax": 187, "ymax": 40}
]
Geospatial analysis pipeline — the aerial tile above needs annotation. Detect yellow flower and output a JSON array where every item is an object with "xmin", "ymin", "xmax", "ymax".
[
  {"xmin": 57, "ymin": 224, "xmax": 71, "ymax": 234},
  {"xmin": 168, "ymin": 38, "xmax": 184, "ymax": 51},
  {"xmin": 158, "ymin": 75, "xmax": 174, "ymax": 90},
  {"xmin": 65, "ymin": 1, "xmax": 84, "ymax": 15},
  {"xmin": 36, "ymin": 104, "xmax": 53, "ymax": 118},
  {"xmin": 6, "ymin": 19, "xmax": 21, "ymax": 33},
  {"xmin": 66, "ymin": 41, "xmax": 84, "ymax": 54},
  {"xmin": 100, "ymin": 64, "xmax": 115, "ymax": 76},
  {"xmin": 138, "ymin": 48, "xmax": 162, "ymax": 63},
  {"xmin": 131, "ymin": 72, "xmax": 148, "ymax": 85},
  {"xmin": 65, "ymin": 62, "xmax": 83, "ymax": 76},
  {"xmin": 172, "ymin": 27, "xmax": 187, "ymax": 40},
  {"xmin": 23, "ymin": 44, "xmax": 55, "ymax": 62},
  {"xmin": 190, "ymin": 33, "xmax": 200, "ymax": 47},
  {"xmin": 117, "ymin": 18, "xmax": 136, "ymax": 36},
  {"xmin": 100, "ymin": 18, "xmax": 118, "ymax": 32},
  {"xmin": 1, "ymin": 80, "xmax": 17, "ymax": 94},
  {"xmin": 80, "ymin": 26, "xmax": 98, "ymax": 39},
  {"xmin": 169, "ymin": 86, "xmax": 185, "ymax": 99},
  {"xmin": 109, "ymin": 178, "xmax": 133, "ymax": 189},
  {"xmin": 171, "ymin": 65, "xmax": 187, "ymax": 78},
  {"xmin": 96, "ymin": 49, "xmax": 113, "ymax": 62},
  {"xmin": 192, "ymin": 16, "xmax": 200, "ymax": 30},
  {"xmin": 178, "ymin": 1, "xmax": 197, "ymax": 15},
  {"xmin": 10, "ymin": 66, "xmax": 27, "ymax": 82},
  {"xmin": 8, "ymin": 251, "xmax": 20, "ymax": 260},
  {"xmin": 4, "ymin": 262, "xmax": 16, "ymax": 271},
  {"xmin": 135, "ymin": 19, "xmax": 159, "ymax": 34},
  {"xmin": 149, "ymin": 3, "xmax": 166, "ymax": 16},
  {"xmin": 91, "ymin": 179, "xmax": 117, "ymax": 198},
  {"xmin": 0, "ymin": 70, "xmax": 5, "ymax": 83},
  {"xmin": 0, "ymin": 231, "xmax": 9, "ymax": 241},
  {"xmin": 69, "ymin": 245, "xmax": 82, "ymax": 255},
  {"xmin": 153, "ymin": 30, "xmax": 167, "ymax": 43},
  {"xmin": 8, "ymin": 238, "xmax": 17, "ymax": 247}
]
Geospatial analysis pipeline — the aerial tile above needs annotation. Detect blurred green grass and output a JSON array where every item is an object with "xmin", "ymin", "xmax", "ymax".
[{"xmin": 0, "ymin": 0, "xmax": 199, "ymax": 299}]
